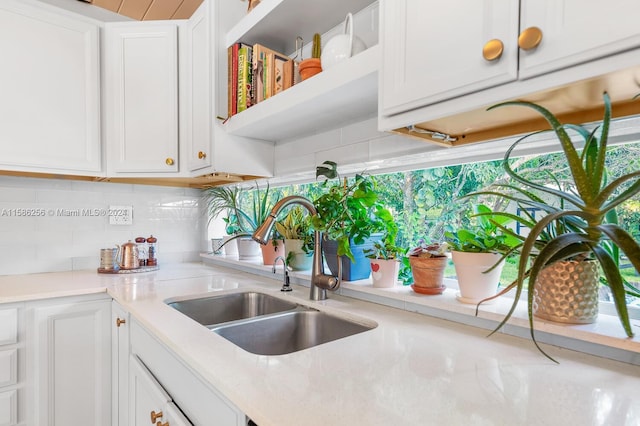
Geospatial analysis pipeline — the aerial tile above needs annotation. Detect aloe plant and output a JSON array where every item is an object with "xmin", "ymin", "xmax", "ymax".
[
  {"xmin": 468, "ymin": 93, "xmax": 640, "ymax": 361},
  {"xmin": 204, "ymin": 182, "xmax": 272, "ymax": 234}
]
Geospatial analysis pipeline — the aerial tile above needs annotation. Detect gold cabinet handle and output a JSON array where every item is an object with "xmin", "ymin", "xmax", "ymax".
[
  {"xmin": 156, "ymin": 422, "xmax": 169, "ymax": 426},
  {"xmin": 482, "ymin": 39, "xmax": 504, "ymax": 61},
  {"xmin": 116, "ymin": 318, "xmax": 126, "ymax": 327},
  {"xmin": 198, "ymin": 151, "xmax": 207, "ymax": 159},
  {"xmin": 518, "ymin": 26, "xmax": 543, "ymax": 51},
  {"xmin": 165, "ymin": 158, "xmax": 175, "ymax": 166},
  {"xmin": 150, "ymin": 410, "xmax": 163, "ymax": 423}
]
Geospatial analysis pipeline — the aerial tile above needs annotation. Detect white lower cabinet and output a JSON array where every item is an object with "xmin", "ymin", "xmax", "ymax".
[
  {"xmin": 112, "ymin": 302, "xmax": 130, "ymax": 426},
  {"xmin": 0, "ymin": 305, "xmax": 23, "ymax": 426},
  {"xmin": 129, "ymin": 319, "xmax": 246, "ymax": 426},
  {"xmin": 26, "ymin": 295, "xmax": 111, "ymax": 426},
  {"xmin": 129, "ymin": 355, "xmax": 191, "ymax": 426}
]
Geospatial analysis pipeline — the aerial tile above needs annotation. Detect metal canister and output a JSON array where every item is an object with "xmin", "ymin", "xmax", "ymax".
[
  {"xmin": 135, "ymin": 237, "xmax": 148, "ymax": 266},
  {"xmin": 147, "ymin": 235, "xmax": 158, "ymax": 266}
]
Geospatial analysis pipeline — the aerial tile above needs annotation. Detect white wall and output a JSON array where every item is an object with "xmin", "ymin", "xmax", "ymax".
[{"xmin": 0, "ymin": 176, "xmax": 206, "ymax": 275}]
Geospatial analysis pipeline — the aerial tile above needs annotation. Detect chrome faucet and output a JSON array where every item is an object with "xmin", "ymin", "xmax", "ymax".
[
  {"xmin": 272, "ymin": 256, "xmax": 291, "ymax": 292},
  {"xmin": 252, "ymin": 196, "xmax": 341, "ymax": 301}
]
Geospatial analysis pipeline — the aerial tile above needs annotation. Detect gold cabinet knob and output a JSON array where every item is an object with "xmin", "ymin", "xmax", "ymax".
[
  {"xmin": 150, "ymin": 410, "xmax": 163, "ymax": 423},
  {"xmin": 165, "ymin": 158, "xmax": 174, "ymax": 166},
  {"xmin": 116, "ymin": 318, "xmax": 126, "ymax": 327},
  {"xmin": 198, "ymin": 151, "xmax": 207, "ymax": 159},
  {"xmin": 518, "ymin": 26, "xmax": 543, "ymax": 50},
  {"xmin": 156, "ymin": 422, "xmax": 169, "ymax": 426},
  {"xmin": 482, "ymin": 39, "xmax": 504, "ymax": 61}
]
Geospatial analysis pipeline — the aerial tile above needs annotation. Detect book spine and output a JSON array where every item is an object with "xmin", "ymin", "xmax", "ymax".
[
  {"xmin": 230, "ymin": 43, "xmax": 239, "ymax": 116},
  {"xmin": 227, "ymin": 45, "xmax": 233, "ymax": 118},
  {"xmin": 237, "ymin": 45, "xmax": 252, "ymax": 112},
  {"xmin": 252, "ymin": 44, "xmax": 264, "ymax": 104}
]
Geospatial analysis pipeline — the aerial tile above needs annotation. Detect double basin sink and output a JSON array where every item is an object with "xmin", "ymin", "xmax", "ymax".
[{"xmin": 166, "ymin": 291, "xmax": 376, "ymax": 355}]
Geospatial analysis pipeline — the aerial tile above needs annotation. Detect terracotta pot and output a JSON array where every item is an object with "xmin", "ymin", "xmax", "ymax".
[
  {"xmin": 534, "ymin": 260, "xmax": 600, "ymax": 324},
  {"xmin": 409, "ymin": 256, "xmax": 447, "ymax": 288},
  {"xmin": 298, "ymin": 58, "xmax": 322, "ymax": 80},
  {"xmin": 451, "ymin": 251, "xmax": 503, "ymax": 304},
  {"xmin": 370, "ymin": 258, "xmax": 399, "ymax": 288},
  {"xmin": 260, "ymin": 239, "xmax": 284, "ymax": 265}
]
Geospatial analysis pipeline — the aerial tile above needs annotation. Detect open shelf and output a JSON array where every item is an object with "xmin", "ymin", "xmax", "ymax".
[
  {"xmin": 225, "ymin": 0, "xmax": 375, "ymax": 54},
  {"xmin": 223, "ymin": 44, "xmax": 379, "ymax": 142}
]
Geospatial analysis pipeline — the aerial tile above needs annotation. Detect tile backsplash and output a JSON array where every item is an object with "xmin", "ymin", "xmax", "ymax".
[{"xmin": 0, "ymin": 176, "xmax": 206, "ymax": 275}]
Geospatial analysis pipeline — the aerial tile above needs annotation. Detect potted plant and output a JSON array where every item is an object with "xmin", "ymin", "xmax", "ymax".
[
  {"xmin": 298, "ymin": 33, "xmax": 322, "ymax": 80},
  {"xmin": 204, "ymin": 182, "xmax": 278, "ymax": 262},
  {"xmin": 445, "ymin": 204, "xmax": 517, "ymax": 304},
  {"xmin": 312, "ymin": 161, "xmax": 396, "ymax": 281},
  {"xmin": 365, "ymin": 232, "xmax": 405, "ymax": 288},
  {"xmin": 467, "ymin": 92, "xmax": 640, "ymax": 361},
  {"xmin": 407, "ymin": 242, "xmax": 450, "ymax": 294},
  {"xmin": 275, "ymin": 206, "xmax": 314, "ymax": 271}
]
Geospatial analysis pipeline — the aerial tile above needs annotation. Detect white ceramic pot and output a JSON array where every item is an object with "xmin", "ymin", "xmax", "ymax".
[
  {"xmin": 237, "ymin": 238, "xmax": 261, "ymax": 260},
  {"xmin": 222, "ymin": 235, "xmax": 238, "ymax": 257},
  {"xmin": 321, "ymin": 13, "xmax": 367, "ymax": 70},
  {"xmin": 451, "ymin": 251, "xmax": 504, "ymax": 304},
  {"xmin": 284, "ymin": 239, "xmax": 313, "ymax": 271},
  {"xmin": 370, "ymin": 258, "xmax": 399, "ymax": 288}
]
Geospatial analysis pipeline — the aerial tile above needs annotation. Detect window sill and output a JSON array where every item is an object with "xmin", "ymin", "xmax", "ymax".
[{"xmin": 200, "ymin": 253, "xmax": 640, "ymax": 365}]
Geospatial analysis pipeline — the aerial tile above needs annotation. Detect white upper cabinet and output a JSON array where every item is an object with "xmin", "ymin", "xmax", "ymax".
[
  {"xmin": 380, "ymin": 0, "xmax": 640, "ymax": 125},
  {"xmin": 184, "ymin": 2, "xmax": 213, "ymax": 173},
  {"xmin": 381, "ymin": 0, "xmax": 520, "ymax": 116},
  {"xmin": 0, "ymin": 0, "xmax": 101, "ymax": 175},
  {"xmin": 519, "ymin": 0, "xmax": 640, "ymax": 79},
  {"xmin": 104, "ymin": 22, "xmax": 180, "ymax": 175}
]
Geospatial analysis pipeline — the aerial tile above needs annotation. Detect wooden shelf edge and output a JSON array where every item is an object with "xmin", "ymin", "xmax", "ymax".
[{"xmin": 0, "ymin": 170, "xmax": 264, "ymax": 188}]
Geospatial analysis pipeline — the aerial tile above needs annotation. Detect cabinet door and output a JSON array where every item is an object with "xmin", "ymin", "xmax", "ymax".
[
  {"xmin": 0, "ymin": 0, "xmax": 101, "ymax": 174},
  {"xmin": 129, "ymin": 355, "xmax": 171, "ymax": 426},
  {"xmin": 165, "ymin": 402, "xmax": 193, "ymax": 426},
  {"xmin": 185, "ymin": 2, "xmax": 213, "ymax": 173},
  {"xmin": 519, "ymin": 0, "xmax": 640, "ymax": 79},
  {"xmin": 380, "ymin": 0, "xmax": 520, "ymax": 116},
  {"xmin": 105, "ymin": 22, "xmax": 180, "ymax": 174},
  {"xmin": 28, "ymin": 298, "xmax": 111, "ymax": 426},
  {"xmin": 112, "ymin": 303, "xmax": 130, "ymax": 426}
]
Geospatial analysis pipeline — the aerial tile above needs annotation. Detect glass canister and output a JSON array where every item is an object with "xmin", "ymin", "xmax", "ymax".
[
  {"xmin": 135, "ymin": 237, "xmax": 148, "ymax": 266},
  {"xmin": 147, "ymin": 235, "xmax": 158, "ymax": 266}
]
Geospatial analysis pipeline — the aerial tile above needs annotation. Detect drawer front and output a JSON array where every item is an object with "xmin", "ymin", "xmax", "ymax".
[
  {"xmin": 0, "ymin": 350, "xmax": 17, "ymax": 388},
  {"xmin": 0, "ymin": 310, "xmax": 17, "ymax": 346},
  {"xmin": 0, "ymin": 389, "xmax": 17, "ymax": 426}
]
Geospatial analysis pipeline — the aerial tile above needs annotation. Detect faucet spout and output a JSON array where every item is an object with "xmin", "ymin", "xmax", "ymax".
[{"xmin": 252, "ymin": 195, "xmax": 340, "ymax": 301}]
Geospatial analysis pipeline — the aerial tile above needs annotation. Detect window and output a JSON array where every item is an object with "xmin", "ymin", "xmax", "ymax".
[{"xmin": 252, "ymin": 141, "xmax": 640, "ymax": 315}]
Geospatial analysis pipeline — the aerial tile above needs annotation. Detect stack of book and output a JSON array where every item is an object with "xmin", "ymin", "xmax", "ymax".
[{"xmin": 228, "ymin": 42, "xmax": 295, "ymax": 117}]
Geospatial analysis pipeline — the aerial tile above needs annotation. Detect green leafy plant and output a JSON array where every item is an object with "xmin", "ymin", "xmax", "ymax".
[
  {"xmin": 275, "ymin": 206, "xmax": 313, "ymax": 253},
  {"xmin": 467, "ymin": 93, "xmax": 640, "ymax": 361},
  {"xmin": 445, "ymin": 204, "xmax": 518, "ymax": 253},
  {"xmin": 312, "ymin": 161, "xmax": 398, "ymax": 262},
  {"xmin": 365, "ymin": 240, "xmax": 405, "ymax": 260}
]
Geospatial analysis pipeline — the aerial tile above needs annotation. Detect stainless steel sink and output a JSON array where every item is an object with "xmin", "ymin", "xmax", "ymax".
[
  {"xmin": 212, "ymin": 310, "xmax": 375, "ymax": 355},
  {"xmin": 166, "ymin": 292, "xmax": 298, "ymax": 327}
]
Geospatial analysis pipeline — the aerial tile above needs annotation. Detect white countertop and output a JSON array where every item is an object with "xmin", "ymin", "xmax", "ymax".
[{"xmin": 2, "ymin": 263, "xmax": 640, "ymax": 425}]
